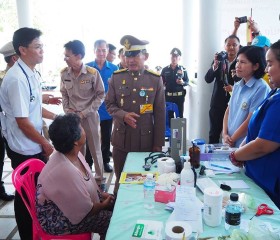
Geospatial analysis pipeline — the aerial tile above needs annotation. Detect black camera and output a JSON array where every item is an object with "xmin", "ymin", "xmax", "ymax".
[
  {"xmin": 176, "ymin": 72, "xmax": 183, "ymax": 79},
  {"xmin": 217, "ymin": 51, "xmax": 228, "ymax": 61},
  {"xmin": 238, "ymin": 16, "xmax": 247, "ymax": 24}
]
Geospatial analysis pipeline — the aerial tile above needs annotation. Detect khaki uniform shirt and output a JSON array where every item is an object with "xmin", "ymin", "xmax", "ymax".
[
  {"xmin": 105, "ymin": 69, "xmax": 165, "ymax": 152},
  {"xmin": 60, "ymin": 64, "xmax": 105, "ymax": 117},
  {"xmin": 0, "ymin": 69, "xmax": 7, "ymax": 87}
]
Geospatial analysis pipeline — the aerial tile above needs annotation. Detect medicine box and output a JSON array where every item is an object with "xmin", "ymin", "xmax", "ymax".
[
  {"xmin": 131, "ymin": 220, "xmax": 163, "ymax": 240},
  {"xmin": 155, "ymin": 185, "xmax": 176, "ymax": 203}
]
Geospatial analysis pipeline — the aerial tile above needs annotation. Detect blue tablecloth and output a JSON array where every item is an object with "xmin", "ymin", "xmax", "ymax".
[{"xmin": 106, "ymin": 152, "xmax": 280, "ymax": 240}]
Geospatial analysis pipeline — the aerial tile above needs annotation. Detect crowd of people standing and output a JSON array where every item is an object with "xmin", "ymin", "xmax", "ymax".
[{"xmin": 0, "ymin": 15, "xmax": 280, "ymax": 239}]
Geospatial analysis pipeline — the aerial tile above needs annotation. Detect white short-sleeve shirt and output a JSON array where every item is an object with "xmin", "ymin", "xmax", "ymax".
[{"xmin": 0, "ymin": 58, "xmax": 43, "ymax": 155}]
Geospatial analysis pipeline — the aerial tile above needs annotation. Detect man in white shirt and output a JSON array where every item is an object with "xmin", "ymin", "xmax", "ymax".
[{"xmin": 0, "ymin": 27, "xmax": 57, "ymax": 240}]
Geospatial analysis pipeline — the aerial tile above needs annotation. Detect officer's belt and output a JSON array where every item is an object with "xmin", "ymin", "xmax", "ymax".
[{"xmin": 166, "ymin": 91, "xmax": 183, "ymax": 96}]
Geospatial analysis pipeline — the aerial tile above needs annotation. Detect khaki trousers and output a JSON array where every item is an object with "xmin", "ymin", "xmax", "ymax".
[{"xmin": 81, "ymin": 111, "xmax": 103, "ymax": 185}]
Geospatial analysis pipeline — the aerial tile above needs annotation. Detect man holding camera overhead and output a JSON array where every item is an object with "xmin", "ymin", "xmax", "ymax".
[
  {"xmin": 161, "ymin": 48, "xmax": 189, "ymax": 118},
  {"xmin": 205, "ymin": 35, "xmax": 241, "ymax": 144}
]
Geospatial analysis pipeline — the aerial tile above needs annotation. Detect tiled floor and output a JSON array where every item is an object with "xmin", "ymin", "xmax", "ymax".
[{"xmin": 0, "ymin": 155, "xmax": 116, "ymax": 240}]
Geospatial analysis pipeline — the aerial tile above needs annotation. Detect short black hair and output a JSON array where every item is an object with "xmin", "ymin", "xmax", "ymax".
[
  {"xmin": 13, "ymin": 27, "xmax": 42, "ymax": 56},
  {"xmin": 270, "ymin": 40, "xmax": 280, "ymax": 62},
  {"xmin": 64, "ymin": 40, "xmax": 85, "ymax": 59},
  {"xmin": 108, "ymin": 43, "xmax": 116, "ymax": 51},
  {"xmin": 94, "ymin": 39, "xmax": 108, "ymax": 49},
  {"xmin": 4, "ymin": 55, "xmax": 14, "ymax": 64},
  {"xmin": 225, "ymin": 35, "xmax": 240, "ymax": 44},
  {"xmin": 237, "ymin": 46, "xmax": 266, "ymax": 79},
  {"xmin": 49, "ymin": 113, "xmax": 82, "ymax": 154}
]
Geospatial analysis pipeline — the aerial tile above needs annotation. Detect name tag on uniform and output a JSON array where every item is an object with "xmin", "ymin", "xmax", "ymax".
[{"xmin": 140, "ymin": 104, "xmax": 153, "ymax": 114}]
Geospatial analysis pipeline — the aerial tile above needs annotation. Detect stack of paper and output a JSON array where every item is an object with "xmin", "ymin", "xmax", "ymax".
[{"xmin": 204, "ymin": 161, "xmax": 240, "ymax": 174}]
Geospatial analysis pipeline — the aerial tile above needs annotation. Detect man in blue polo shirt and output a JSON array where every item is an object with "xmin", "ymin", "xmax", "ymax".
[{"xmin": 87, "ymin": 40, "xmax": 118, "ymax": 173}]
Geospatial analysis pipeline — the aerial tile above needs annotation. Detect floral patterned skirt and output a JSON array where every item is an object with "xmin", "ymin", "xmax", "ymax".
[{"xmin": 36, "ymin": 185, "xmax": 112, "ymax": 240}]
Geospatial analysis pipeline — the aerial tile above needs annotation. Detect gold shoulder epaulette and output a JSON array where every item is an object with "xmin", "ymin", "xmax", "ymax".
[
  {"xmin": 146, "ymin": 69, "xmax": 160, "ymax": 77},
  {"xmin": 0, "ymin": 70, "xmax": 6, "ymax": 79},
  {"xmin": 60, "ymin": 67, "xmax": 68, "ymax": 73},
  {"xmin": 86, "ymin": 66, "xmax": 97, "ymax": 74},
  {"xmin": 113, "ymin": 68, "xmax": 127, "ymax": 74}
]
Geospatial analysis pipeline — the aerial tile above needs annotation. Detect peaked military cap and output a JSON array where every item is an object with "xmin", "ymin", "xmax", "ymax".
[
  {"xmin": 120, "ymin": 35, "xmax": 149, "ymax": 57},
  {"xmin": 0, "ymin": 41, "xmax": 16, "ymax": 57},
  {"xmin": 170, "ymin": 48, "xmax": 181, "ymax": 56}
]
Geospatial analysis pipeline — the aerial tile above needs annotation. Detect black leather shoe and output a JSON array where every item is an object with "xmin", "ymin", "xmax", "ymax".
[
  {"xmin": 0, "ymin": 191, "xmax": 15, "ymax": 201},
  {"xmin": 104, "ymin": 163, "xmax": 113, "ymax": 173}
]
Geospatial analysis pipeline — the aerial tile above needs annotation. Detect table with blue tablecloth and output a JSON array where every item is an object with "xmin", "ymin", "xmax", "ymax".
[{"xmin": 106, "ymin": 152, "xmax": 280, "ymax": 240}]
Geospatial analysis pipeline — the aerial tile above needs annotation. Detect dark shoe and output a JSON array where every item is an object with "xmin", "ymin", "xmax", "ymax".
[
  {"xmin": 0, "ymin": 190, "xmax": 15, "ymax": 201},
  {"xmin": 109, "ymin": 151, "xmax": 112, "ymax": 157},
  {"xmin": 104, "ymin": 163, "xmax": 113, "ymax": 173}
]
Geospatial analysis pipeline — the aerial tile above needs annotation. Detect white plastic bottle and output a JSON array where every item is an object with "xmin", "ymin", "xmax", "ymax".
[
  {"xmin": 143, "ymin": 173, "xmax": 156, "ymax": 209},
  {"xmin": 180, "ymin": 161, "xmax": 195, "ymax": 187},
  {"xmin": 225, "ymin": 193, "xmax": 242, "ymax": 234}
]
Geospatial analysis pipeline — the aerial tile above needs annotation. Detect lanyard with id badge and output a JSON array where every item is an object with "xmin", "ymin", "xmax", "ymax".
[{"xmin": 140, "ymin": 87, "xmax": 154, "ymax": 114}]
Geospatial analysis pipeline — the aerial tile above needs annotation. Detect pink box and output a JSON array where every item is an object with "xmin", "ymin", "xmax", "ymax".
[{"xmin": 155, "ymin": 185, "xmax": 176, "ymax": 203}]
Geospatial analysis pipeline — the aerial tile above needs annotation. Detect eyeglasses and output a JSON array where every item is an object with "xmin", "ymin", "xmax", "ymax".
[
  {"xmin": 64, "ymin": 55, "xmax": 75, "ymax": 60},
  {"xmin": 28, "ymin": 44, "xmax": 44, "ymax": 50},
  {"xmin": 226, "ymin": 44, "xmax": 239, "ymax": 48}
]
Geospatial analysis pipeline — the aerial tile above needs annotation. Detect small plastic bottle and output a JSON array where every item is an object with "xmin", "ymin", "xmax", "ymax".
[
  {"xmin": 143, "ymin": 173, "xmax": 156, "ymax": 209},
  {"xmin": 180, "ymin": 161, "xmax": 195, "ymax": 187},
  {"xmin": 225, "ymin": 193, "xmax": 242, "ymax": 234}
]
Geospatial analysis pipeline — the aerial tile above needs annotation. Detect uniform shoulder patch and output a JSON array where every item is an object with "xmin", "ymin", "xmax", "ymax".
[
  {"xmin": 113, "ymin": 68, "xmax": 127, "ymax": 74},
  {"xmin": 60, "ymin": 67, "xmax": 68, "ymax": 73},
  {"xmin": 86, "ymin": 66, "xmax": 97, "ymax": 74},
  {"xmin": 145, "ymin": 69, "xmax": 160, "ymax": 76},
  {"xmin": 0, "ymin": 70, "xmax": 6, "ymax": 79}
]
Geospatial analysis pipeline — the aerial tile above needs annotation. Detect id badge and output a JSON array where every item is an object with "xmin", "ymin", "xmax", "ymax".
[{"xmin": 140, "ymin": 104, "xmax": 153, "ymax": 114}]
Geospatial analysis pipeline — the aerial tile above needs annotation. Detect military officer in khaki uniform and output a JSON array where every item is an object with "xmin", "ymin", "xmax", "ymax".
[
  {"xmin": 60, "ymin": 40, "xmax": 105, "ymax": 185},
  {"xmin": 105, "ymin": 35, "xmax": 165, "ymax": 194},
  {"xmin": 0, "ymin": 41, "xmax": 18, "ymax": 201}
]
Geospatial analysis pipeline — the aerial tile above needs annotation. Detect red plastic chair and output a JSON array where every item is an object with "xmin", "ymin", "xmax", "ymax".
[{"xmin": 12, "ymin": 158, "xmax": 92, "ymax": 240}]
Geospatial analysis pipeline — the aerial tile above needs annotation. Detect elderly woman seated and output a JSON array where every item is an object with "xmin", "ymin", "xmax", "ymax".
[{"xmin": 36, "ymin": 113, "xmax": 114, "ymax": 240}]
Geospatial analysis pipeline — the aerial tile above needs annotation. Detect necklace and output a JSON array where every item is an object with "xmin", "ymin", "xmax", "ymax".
[
  {"xmin": 83, "ymin": 171, "xmax": 90, "ymax": 181},
  {"xmin": 66, "ymin": 155, "xmax": 90, "ymax": 181}
]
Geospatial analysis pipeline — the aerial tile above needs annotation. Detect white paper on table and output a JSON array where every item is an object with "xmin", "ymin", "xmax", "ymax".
[
  {"xmin": 218, "ymin": 180, "xmax": 250, "ymax": 189},
  {"xmin": 174, "ymin": 186, "xmax": 200, "ymax": 221},
  {"xmin": 204, "ymin": 161, "xmax": 240, "ymax": 173}
]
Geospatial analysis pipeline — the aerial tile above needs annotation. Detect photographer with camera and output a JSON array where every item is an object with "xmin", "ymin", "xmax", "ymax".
[
  {"xmin": 205, "ymin": 35, "xmax": 241, "ymax": 144},
  {"xmin": 161, "ymin": 48, "xmax": 189, "ymax": 118}
]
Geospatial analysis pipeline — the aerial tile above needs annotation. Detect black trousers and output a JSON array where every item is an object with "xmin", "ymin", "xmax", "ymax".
[
  {"xmin": 0, "ymin": 134, "xmax": 5, "ymax": 186},
  {"xmin": 85, "ymin": 119, "xmax": 112, "ymax": 167},
  {"xmin": 4, "ymin": 138, "xmax": 46, "ymax": 240},
  {"xmin": 208, "ymin": 106, "xmax": 227, "ymax": 144}
]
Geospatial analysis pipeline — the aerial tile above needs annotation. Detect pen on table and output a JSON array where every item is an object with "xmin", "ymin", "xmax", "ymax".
[{"xmin": 210, "ymin": 163, "xmax": 231, "ymax": 170}]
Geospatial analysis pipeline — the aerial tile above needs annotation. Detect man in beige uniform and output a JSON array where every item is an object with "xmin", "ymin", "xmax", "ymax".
[
  {"xmin": 0, "ymin": 41, "xmax": 18, "ymax": 201},
  {"xmin": 60, "ymin": 40, "xmax": 105, "ymax": 185},
  {"xmin": 105, "ymin": 35, "xmax": 165, "ymax": 194}
]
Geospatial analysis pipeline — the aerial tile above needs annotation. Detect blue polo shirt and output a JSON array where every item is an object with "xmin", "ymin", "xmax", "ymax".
[
  {"xmin": 245, "ymin": 89, "xmax": 280, "ymax": 207},
  {"xmin": 86, "ymin": 60, "xmax": 118, "ymax": 121},
  {"xmin": 228, "ymin": 77, "xmax": 270, "ymax": 147}
]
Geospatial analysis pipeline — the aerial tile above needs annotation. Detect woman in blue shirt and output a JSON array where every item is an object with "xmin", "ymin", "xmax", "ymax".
[
  {"xmin": 223, "ymin": 46, "xmax": 270, "ymax": 147},
  {"xmin": 230, "ymin": 40, "xmax": 280, "ymax": 209}
]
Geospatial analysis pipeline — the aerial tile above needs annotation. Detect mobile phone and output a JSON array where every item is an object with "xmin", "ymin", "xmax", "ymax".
[{"xmin": 238, "ymin": 16, "xmax": 247, "ymax": 24}]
